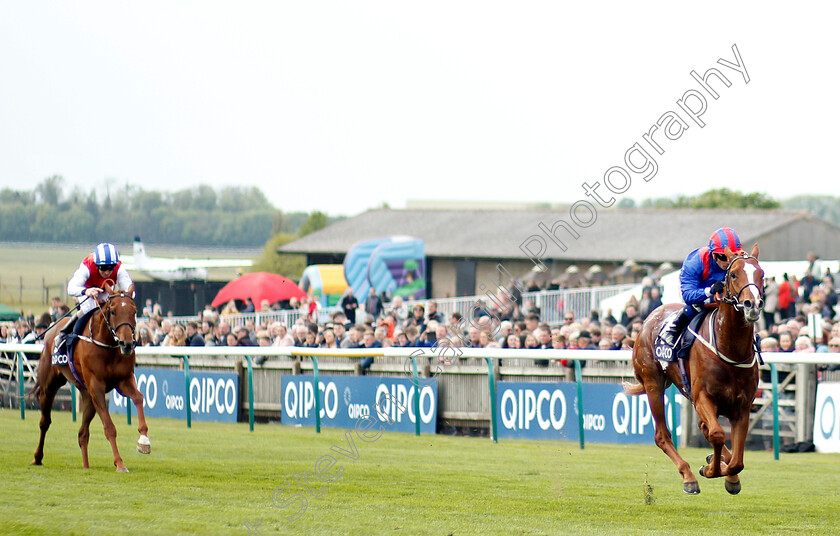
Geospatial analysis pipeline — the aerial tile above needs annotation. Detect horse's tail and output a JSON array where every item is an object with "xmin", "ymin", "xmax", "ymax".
[
  {"xmin": 25, "ymin": 373, "xmax": 42, "ymax": 400},
  {"xmin": 623, "ymin": 381, "xmax": 646, "ymax": 396}
]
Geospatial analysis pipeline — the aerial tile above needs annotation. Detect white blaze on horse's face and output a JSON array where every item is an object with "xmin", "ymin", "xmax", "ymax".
[
  {"xmin": 110, "ymin": 297, "xmax": 137, "ymax": 356},
  {"xmin": 738, "ymin": 260, "xmax": 764, "ymax": 323}
]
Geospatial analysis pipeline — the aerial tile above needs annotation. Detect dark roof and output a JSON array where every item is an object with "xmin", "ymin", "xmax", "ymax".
[{"xmin": 279, "ymin": 208, "xmax": 820, "ymax": 263}]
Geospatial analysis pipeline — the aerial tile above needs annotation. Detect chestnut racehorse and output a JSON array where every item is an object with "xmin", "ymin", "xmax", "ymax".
[
  {"xmin": 31, "ymin": 282, "xmax": 150, "ymax": 472},
  {"xmin": 625, "ymin": 245, "xmax": 763, "ymax": 494}
]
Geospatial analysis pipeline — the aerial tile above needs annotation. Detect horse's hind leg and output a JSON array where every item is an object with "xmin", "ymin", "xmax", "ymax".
[
  {"xmin": 706, "ymin": 444, "xmax": 733, "ymax": 466},
  {"xmin": 77, "ymin": 392, "xmax": 97, "ymax": 469},
  {"xmin": 644, "ymin": 378, "xmax": 699, "ymax": 494},
  {"xmin": 116, "ymin": 375, "xmax": 150, "ymax": 454},
  {"xmin": 31, "ymin": 367, "xmax": 66, "ymax": 466}
]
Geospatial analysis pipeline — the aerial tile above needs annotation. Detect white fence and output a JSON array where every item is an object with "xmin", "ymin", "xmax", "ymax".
[{"xmin": 3, "ymin": 341, "xmax": 839, "ymax": 450}]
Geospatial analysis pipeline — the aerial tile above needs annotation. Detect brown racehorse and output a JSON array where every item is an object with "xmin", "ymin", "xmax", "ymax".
[
  {"xmin": 625, "ymin": 245, "xmax": 763, "ymax": 495},
  {"xmin": 31, "ymin": 282, "xmax": 151, "ymax": 472}
]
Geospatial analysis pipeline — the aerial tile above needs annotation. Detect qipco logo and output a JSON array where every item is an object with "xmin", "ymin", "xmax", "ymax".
[{"xmin": 654, "ymin": 346, "xmax": 673, "ymax": 360}]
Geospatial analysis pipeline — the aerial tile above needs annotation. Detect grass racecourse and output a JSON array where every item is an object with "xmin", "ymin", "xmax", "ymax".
[{"xmin": 2, "ymin": 409, "xmax": 839, "ymax": 536}]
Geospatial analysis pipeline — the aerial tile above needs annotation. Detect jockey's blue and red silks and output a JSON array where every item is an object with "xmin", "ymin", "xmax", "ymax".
[{"xmin": 679, "ymin": 247, "xmax": 727, "ymax": 305}]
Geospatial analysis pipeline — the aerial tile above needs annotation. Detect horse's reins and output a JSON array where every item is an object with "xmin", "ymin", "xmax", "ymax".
[
  {"xmin": 33, "ymin": 299, "xmax": 86, "ymax": 341},
  {"xmin": 81, "ymin": 292, "xmax": 136, "ymax": 349}
]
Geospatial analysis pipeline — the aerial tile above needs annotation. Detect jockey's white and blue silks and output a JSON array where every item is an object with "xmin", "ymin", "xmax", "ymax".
[{"xmin": 94, "ymin": 242, "xmax": 120, "ymax": 265}]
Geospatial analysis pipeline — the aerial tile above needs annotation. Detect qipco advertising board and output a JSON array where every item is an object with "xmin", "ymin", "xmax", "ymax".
[
  {"xmin": 814, "ymin": 382, "xmax": 840, "ymax": 453},
  {"xmin": 281, "ymin": 375, "xmax": 438, "ymax": 434},
  {"xmin": 496, "ymin": 381, "xmax": 682, "ymax": 444},
  {"xmin": 109, "ymin": 367, "xmax": 239, "ymax": 423}
]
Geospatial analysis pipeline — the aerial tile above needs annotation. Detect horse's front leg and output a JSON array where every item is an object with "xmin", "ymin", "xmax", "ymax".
[
  {"xmin": 694, "ymin": 392, "xmax": 725, "ymax": 479},
  {"xmin": 117, "ymin": 376, "xmax": 150, "ymax": 454},
  {"xmin": 720, "ymin": 411, "xmax": 749, "ymax": 495},
  {"xmin": 88, "ymin": 379, "xmax": 128, "ymax": 472}
]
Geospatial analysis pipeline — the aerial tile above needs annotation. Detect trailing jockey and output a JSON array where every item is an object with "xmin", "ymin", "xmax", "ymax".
[
  {"xmin": 52, "ymin": 243, "xmax": 134, "ymax": 362},
  {"xmin": 658, "ymin": 227, "xmax": 744, "ymax": 350}
]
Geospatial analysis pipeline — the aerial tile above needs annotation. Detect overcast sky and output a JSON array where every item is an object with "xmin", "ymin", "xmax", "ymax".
[{"xmin": 1, "ymin": 2, "xmax": 837, "ymax": 217}]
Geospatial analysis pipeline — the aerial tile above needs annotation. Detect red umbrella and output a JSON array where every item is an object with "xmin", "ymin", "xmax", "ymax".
[{"xmin": 211, "ymin": 272, "xmax": 307, "ymax": 308}]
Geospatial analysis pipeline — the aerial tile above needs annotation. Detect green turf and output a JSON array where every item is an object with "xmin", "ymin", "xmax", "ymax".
[{"xmin": 2, "ymin": 408, "xmax": 838, "ymax": 536}]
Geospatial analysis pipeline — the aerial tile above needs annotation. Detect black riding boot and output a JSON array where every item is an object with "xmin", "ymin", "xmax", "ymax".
[
  {"xmin": 53, "ymin": 311, "xmax": 81, "ymax": 355},
  {"xmin": 659, "ymin": 309, "xmax": 692, "ymax": 348}
]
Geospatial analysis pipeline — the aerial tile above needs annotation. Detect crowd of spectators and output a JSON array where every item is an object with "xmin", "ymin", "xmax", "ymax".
[
  {"xmin": 0, "ymin": 298, "xmax": 69, "ymax": 344},
  {"xmin": 117, "ymin": 281, "xmax": 648, "ymax": 373},
  {"xmin": 3, "ymin": 253, "xmax": 839, "ymax": 377},
  {"xmin": 752, "ymin": 254, "xmax": 840, "ymax": 365}
]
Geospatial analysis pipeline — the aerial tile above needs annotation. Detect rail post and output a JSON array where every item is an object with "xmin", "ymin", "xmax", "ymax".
[
  {"xmin": 668, "ymin": 384, "xmax": 678, "ymax": 452},
  {"xmin": 244, "ymin": 355, "xmax": 255, "ymax": 432},
  {"xmin": 574, "ymin": 359, "xmax": 584, "ymax": 450},
  {"xmin": 18, "ymin": 352, "xmax": 25, "ymax": 420},
  {"xmin": 770, "ymin": 363, "xmax": 780, "ymax": 460},
  {"xmin": 311, "ymin": 356, "xmax": 321, "ymax": 433},
  {"xmin": 411, "ymin": 354, "xmax": 420, "ymax": 437},
  {"xmin": 485, "ymin": 358, "xmax": 498, "ymax": 443},
  {"xmin": 178, "ymin": 355, "xmax": 191, "ymax": 428}
]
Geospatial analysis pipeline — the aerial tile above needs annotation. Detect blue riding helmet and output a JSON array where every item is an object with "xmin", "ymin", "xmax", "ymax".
[{"xmin": 94, "ymin": 243, "xmax": 120, "ymax": 266}]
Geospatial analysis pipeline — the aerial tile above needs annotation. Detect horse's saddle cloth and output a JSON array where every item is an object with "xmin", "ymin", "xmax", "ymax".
[
  {"xmin": 654, "ymin": 308, "xmax": 711, "ymax": 364},
  {"xmin": 51, "ymin": 309, "xmax": 95, "ymax": 367}
]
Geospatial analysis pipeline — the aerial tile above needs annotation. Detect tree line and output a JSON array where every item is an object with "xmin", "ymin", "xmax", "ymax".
[
  {"xmin": 4, "ymin": 179, "xmax": 838, "ymax": 251},
  {"xmin": 0, "ymin": 176, "xmax": 336, "ymax": 247},
  {"xmin": 621, "ymin": 188, "xmax": 840, "ymax": 227}
]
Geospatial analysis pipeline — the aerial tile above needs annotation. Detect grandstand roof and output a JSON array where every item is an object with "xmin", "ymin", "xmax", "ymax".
[{"xmin": 279, "ymin": 208, "xmax": 840, "ymax": 263}]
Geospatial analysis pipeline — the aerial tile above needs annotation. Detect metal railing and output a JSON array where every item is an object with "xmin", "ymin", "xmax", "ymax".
[{"xmin": 3, "ymin": 342, "xmax": 836, "ymax": 458}]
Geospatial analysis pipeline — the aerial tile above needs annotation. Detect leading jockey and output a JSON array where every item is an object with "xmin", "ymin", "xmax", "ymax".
[
  {"xmin": 52, "ymin": 243, "xmax": 134, "ymax": 360},
  {"xmin": 658, "ymin": 227, "xmax": 744, "ymax": 348}
]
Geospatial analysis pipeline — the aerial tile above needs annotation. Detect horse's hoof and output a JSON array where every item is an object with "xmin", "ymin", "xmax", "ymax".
[
  {"xmin": 725, "ymin": 479, "xmax": 741, "ymax": 495},
  {"xmin": 30, "ymin": 459, "xmax": 42, "ymax": 466},
  {"xmin": 706, "ymin": 454, "xmax": 714, "ymax": 464},
  {"xmin": 116, "ymin": 467, "xmax": 130, "ymax": 473},
  {"xmin": 137, "ymin": 435, "xmax": 151, "ymax": 454},
  {"xmin": 699, "ymin": 466, "xmax": 707, "ymax": 478},
  {"xmin": 683, "ymin": 482, "xmax": 701, "ymax": 495}
]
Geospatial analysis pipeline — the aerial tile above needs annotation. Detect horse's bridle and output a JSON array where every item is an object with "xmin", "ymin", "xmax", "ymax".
[
  {"xmin": 720, "ymin": 254, "xmax": 764, "ymax": 312},
  {"xmin": 92, "ymin": 292, "xmax": 137, "ymax": 348}
]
